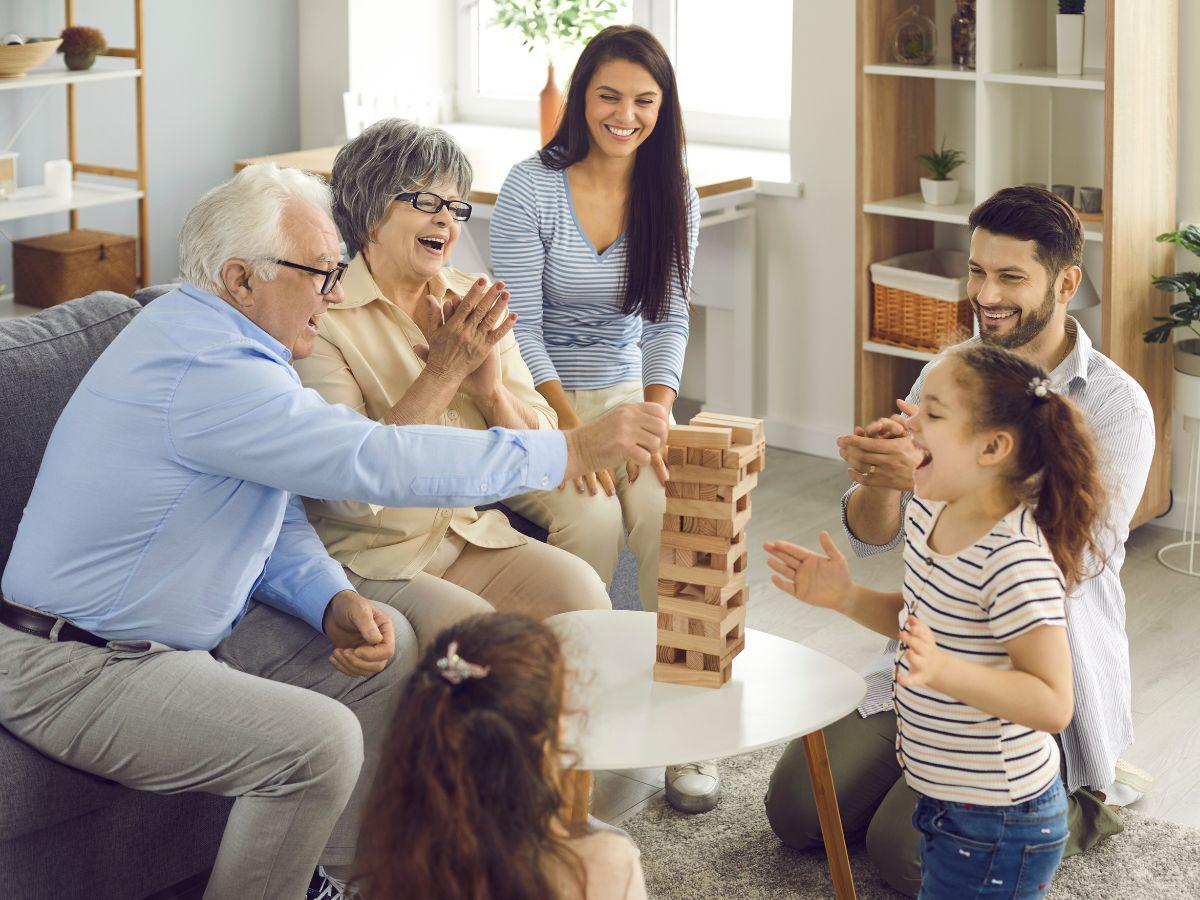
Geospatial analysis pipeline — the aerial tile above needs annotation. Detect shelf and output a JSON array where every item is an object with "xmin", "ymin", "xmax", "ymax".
[
  {"xmin": 863, "ymin": 341, "xmax": 938, "ymax": 363},
  {"xmin": 863, "ymin": 193, "xmax": 974, "ymax": 225},
  {"xmin": 984, "ymin": 67, "xmax": 1105, "ymax": 91},
  {"xmin": 0, "ymin": 182, "xmax": 143, "ymax": 223},
  {"xmin": 0, "ymin": 64, "xmax": 141, "ymax": 92},
  {"xmin": 863, "ymin": 63, "xmax": 977, "ymax": 82}
]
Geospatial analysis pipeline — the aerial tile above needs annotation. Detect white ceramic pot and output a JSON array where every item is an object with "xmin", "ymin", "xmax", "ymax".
[
  {"xmin": 1056, "ymin": 14, "xmax": 1084, "ymax": 76},
  {"xmin": 920, "ymin": 177, "xmax": 959, "ymax": 206},
  {"xmin": 1176, "ymin": 339, "xmax": 1200, "ymax": 379}
]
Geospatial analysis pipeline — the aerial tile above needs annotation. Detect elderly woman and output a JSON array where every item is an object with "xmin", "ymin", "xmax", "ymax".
[{"xmin": 295, "ymin": 119, "xmax": 614, "ymax": 649}]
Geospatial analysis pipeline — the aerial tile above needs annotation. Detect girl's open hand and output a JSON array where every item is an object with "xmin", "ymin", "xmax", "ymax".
[
  {"xmin": 896, "ymin": 615, "xmax": 947, "ymax": 689},
  {"xmin": 763, "ymin": 531, "xmax": 852, "ymax": 611}
]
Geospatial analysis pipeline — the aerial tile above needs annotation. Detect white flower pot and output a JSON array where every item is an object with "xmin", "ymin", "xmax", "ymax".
[
  {"xmin": 920, "ymin": 178, "xmax": 959, "ymax": 206},
  {"xmin": 1056, "ymin": 14, "xmax": 1084, "ymax": 76}
]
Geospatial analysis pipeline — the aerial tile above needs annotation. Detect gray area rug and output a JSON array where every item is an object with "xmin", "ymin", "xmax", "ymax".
[{"xmin": 622, "ymin": 744, "xmax": 1200, "ymax": 899}]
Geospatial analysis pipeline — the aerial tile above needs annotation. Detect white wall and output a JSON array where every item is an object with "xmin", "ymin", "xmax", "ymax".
[{"xmin": 0, "ymin": 0, "xmax": 300, "ymax": 288}]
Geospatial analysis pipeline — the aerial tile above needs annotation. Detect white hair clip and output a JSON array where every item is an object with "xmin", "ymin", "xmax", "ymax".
[
  {"xmin": 436, "ymin": 641, "xmax": 490, "ymax": 685},
  {"xmin": 1026, "ymin": 377, "xmax": 1052, "ymax": 399}
]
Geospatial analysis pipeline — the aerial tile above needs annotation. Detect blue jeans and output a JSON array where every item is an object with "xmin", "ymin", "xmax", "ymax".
[{"xmin": 914, "ymin": 777, "xmax": 1069, "ymax": 899}]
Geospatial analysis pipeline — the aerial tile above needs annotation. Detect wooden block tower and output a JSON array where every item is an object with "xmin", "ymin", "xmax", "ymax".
[{"xmin": 654, "ymin": 413, "xmax": 766, "ymax": 688}]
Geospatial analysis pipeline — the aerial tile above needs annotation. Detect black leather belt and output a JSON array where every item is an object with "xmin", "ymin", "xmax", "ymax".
[{"xmin": 0, "ymin": 598, "xmax": 108, "ymax": 648}]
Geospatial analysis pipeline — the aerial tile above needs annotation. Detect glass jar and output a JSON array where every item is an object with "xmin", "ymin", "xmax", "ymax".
[
  {"xmin": 951, "ymin": 0, "xmax": 976, "ymax": 69},
  {"xmin": 887, "ymin": 4, "xmax": 936, "ymax": 66}
]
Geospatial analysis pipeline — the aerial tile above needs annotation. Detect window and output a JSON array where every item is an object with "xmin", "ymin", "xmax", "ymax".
[{"xmin": 456, "ymin": 0, "xmax": 791, "ymax": 150}]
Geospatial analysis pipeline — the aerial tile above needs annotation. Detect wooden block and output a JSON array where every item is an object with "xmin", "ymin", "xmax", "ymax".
[
  {"xmin": 748, "ymin": 442, "xmax": 766, "ymax": 474},
  {"xmin": 722, "ymin": 443, "xmax": 762, "ymax": 469},
  {"xmin": 664, "ymin": 496, "xmax": 736, "ymax": 520},
  {"xmin": 662, "ymin": 463, "xmax": 742, "ymax": 486},
  {"xmin": 655, "ymin": 612, "xmax": 678, "ymax": 663},
  {"xmin": 658, "ymin": 559, "xmax": 738, "ymax": 588},
  {"xmin": 655, "ymin": 627, "xmax": 727, "ymax": 656},
  {"xmin": 657, "ymin": 577, "xmax": 683, "ymax": 596},
  {"xmin": 660, "ymin": 529, "xmax": 738, "ymax": 554},
  {"xmin": 653, "ymin": 662, "xmax": 725, "ymax": 689},
  {"xmin": 689, "ymin": 412, "xmax": 764, "ymax": 446},
  {"xmin": 662, "ymin": 514, "xmax": 682, "ymax": 532},
  {"xmin": 686, "ymin": 615, "xmax": 716, "ymax": 670},
  {"xmin": 658, "ymin": 594, "xmax": 727, "ymax": 623},
  {"xmin": 674, "ymin": 547, "xmax": 698, "ymax": 568},
  {"xmin": 667, "ymin": 425, "xmax": 732, "ymax": 450},
  {"xmin": 713, "ymin": 504, "xmax": 752, "ymax": 538},
  {"xmin": 666, "ymin": 446, "xmax": 687, "ymax": 467},
  {"xmin": 716, "ymin": 471, "xmax": 759, "ymax": 503}
]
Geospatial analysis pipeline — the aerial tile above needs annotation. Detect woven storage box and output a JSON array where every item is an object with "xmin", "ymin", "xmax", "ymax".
[
  {"xmin": 870, "ymin": 249, "xmax": 972, "ymax": 351},
  {"xmin": 13, "ymin": 229, "xmax": 137, "ymax": 309}
]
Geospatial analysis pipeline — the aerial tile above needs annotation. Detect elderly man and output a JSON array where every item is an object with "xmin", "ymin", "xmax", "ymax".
[{"xmin": 0, "ymin": 163, "xmax": 666, "ymax": 899}]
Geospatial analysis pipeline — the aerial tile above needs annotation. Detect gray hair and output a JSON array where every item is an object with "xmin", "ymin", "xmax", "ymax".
[
  {"xmin": 331, "ymin": 118, "xmax": 473, "ymax": 259},
  {"xmin": 178, "ymin": 163, "xmax": 333, "ymax": 295}
]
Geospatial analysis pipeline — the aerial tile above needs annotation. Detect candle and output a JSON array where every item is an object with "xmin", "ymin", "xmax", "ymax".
[{"xmin": 44, "ymin": 159, "xmax": 72, "ymax": 199}]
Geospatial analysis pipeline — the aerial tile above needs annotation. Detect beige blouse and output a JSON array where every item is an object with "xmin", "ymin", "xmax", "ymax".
[{"xmin": 294, "ymin": 256, "xmax": 557, "ymax": 581}]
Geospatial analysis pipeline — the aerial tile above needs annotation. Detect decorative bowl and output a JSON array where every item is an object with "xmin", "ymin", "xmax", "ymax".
[{"xmin": 0, "ymin": 38, "xmax": 63, "ymax": 78}]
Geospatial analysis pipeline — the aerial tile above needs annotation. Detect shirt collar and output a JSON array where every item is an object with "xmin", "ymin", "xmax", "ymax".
[
  {"xmin": 337, "ymin": 255, "xmax": 454, "ymax": 311},
  {"xmin": 1051, "ymin": 315, "xmax": 1091, "ymax": 388},
  {"xmin": 178, "ymin": 283, "xmax": 293, "ymax": 362}
]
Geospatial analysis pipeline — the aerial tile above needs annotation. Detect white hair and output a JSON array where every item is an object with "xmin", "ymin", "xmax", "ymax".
[{"xmin": 178, "ymin": 163, "xmax": 334, "ymax": 295}]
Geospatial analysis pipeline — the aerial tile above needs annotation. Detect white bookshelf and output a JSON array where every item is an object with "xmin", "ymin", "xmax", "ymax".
[
  {"xmin": 0, "ymin": 183, "xmax": 144, "ymax": 223},
  {"xmin": 0, "ymin": 63, "xmax": 140, "ymax": 92},
  {"xmin": 856, "ymin": 0, "xmax": 1177, "ymax": 527}
]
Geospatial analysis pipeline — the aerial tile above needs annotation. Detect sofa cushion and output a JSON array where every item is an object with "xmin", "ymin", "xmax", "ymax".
[
  {"xmin": 0, "ymin": 292, "xmax": 139, "ymax": 575},
  {"xmin": 132, "ymin": 282, "xmax": 180, "ymax": 306}
]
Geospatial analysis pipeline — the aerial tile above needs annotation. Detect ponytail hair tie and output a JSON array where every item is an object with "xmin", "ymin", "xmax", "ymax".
[
  {"xmin": 436, "ymin": 641, "xmax": 490, "ymax": 686},
  {"xmin": 1026, "ymin": 377, "xmax": 1053, "ymax": 400}
]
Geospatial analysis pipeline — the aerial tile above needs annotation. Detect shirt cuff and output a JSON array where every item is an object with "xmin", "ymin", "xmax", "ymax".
[
  {"xmin": 293, "ymin": 565, "xmax": 355, "ymax": 635},
  {"xmin": 840, "ymin": 483, "xmax": 907, "ymax": 558},
  {"xmin": 518, "ymin": 428, "xmax": 568, "ymax": 490}
]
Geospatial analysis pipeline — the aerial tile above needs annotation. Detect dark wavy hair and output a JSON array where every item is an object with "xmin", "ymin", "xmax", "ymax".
[
  {"xmin": 968, "ymin": 186, "xmax": 1084, "ymax": 278},
  {"xmin": 353, "ymin": 613, "xmax": 584, "ymax": 900},
  {"xmin": 952, "ymin": 344, "xmax": 1108, "ymax": 589},
  {"xmin": 539, "ymin": 24, "xmax": 691, "ymax": 323}
]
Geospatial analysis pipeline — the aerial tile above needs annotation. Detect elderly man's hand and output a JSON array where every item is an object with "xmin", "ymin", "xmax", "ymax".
[
  {"xmin": 414, "ymin": 278, "xmax": 515, "ymax": 390},
  {"xmin": 322, "ymin": 590, "xmax": 396, "ymax": 677},
  {"xmin": 563, "ymin": 403, "xmax": 669, "ymax": 484},
  {"xmin": 836, "ymin": 399, "xmax": 923, "ymax": 492}
]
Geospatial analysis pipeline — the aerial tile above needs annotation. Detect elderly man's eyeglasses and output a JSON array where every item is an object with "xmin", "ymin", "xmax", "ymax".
[
  {"xmin": 273, "ymin": 259, "xmax": 348, "ymax": 295},
  {"xmin": 395, "ymin": 191, "xmax": 473, "ymax": 222}
]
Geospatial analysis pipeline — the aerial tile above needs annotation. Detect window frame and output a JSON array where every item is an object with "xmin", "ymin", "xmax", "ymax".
[{"xmin": 454, "ymin": 0, "xmax": 789, "ymax": 151}]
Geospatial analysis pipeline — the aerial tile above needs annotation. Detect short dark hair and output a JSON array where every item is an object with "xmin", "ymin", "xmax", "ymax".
[{"xmin": 967, "ymin": 186, "xmax": 1084, "ymax": 277}]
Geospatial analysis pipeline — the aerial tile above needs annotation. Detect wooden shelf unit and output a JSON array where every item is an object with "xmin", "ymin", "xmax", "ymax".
[{"xmin": 855, "ymin": 0, "xmax": 1177, "ymax": 528}]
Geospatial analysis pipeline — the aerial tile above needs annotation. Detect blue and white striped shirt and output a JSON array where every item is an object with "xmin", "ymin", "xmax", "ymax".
[
  {"xmin": 490, "ymin": 154, "xmax": 698, "ymax": 392},
  {"xmin": 844, "ymin": 317, "xmax": 1156, "ymax": 793}
]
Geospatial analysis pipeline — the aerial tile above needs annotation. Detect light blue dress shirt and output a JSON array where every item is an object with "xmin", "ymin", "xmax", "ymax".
[{"xmin": 1, "ymin": 286, "xmax": 567, "ymax": 651}]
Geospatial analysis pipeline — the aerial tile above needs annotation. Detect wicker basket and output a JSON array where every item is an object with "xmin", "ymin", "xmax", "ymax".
[
  {"xmin": 13, "ymin": 229, "xmax": 137, "ymax": 309},
  {"xmin": 870, "ymin": 249, "xmax": 972, "ymax": 352}
]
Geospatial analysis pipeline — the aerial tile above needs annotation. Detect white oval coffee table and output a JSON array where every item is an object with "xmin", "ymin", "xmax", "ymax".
[{"xmin": 548, "ymin": 609, "xmax": 867, "ymax": 900}]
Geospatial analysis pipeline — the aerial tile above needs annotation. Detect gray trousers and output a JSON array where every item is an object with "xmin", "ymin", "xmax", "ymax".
[
  {"xmin": 763, "ymin": 711, "xmax": 1124, "ymax": 897},
  {"xmin": 0, "ymin": 599, "xmax": 418, "ymax": 900}
]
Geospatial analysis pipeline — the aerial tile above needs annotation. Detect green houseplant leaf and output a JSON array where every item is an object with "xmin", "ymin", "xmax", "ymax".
[
  {"xmin": 1143, "ymin": 226, "xmax": 1200, "ymax": 343},
  {"xmin": 488, "ymin": 0, "xmax": 622, "ymax": 57},
  {"xmin": 915, "ymin": 136, "xmax": 966, "ymax": 181}
]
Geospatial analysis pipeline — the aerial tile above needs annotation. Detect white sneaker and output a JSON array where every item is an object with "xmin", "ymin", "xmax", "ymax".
[
  {"xmin": 308, "ymin": 867, "xmax": 353, "ymax": 900},
  {"xmin": 665, "ymin": 760, "xmax": 720, "ymax": 813},
  {"xmin": 1114, "ymin": 758, "xmax": 1155, "ymax": 794}
]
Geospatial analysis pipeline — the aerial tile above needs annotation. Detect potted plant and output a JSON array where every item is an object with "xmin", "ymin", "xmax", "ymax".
[
  {"xmin": 1056, "ymin": 0, "xmax": 1085, "ymax": 76},
  {"xmin": 916, "ymin": 137, "xmax": 966, "ymax": 206},
  {"xmin": 58, "ymin": 26, "xmax": 105, "ymax": 71},
  {"xmin": 489, "ymin": 0, "xmax": 620, "ymax": 143},
  {"xmin": 1144, "ymin": 225, "xmax": 1200, "ymax": 379}
]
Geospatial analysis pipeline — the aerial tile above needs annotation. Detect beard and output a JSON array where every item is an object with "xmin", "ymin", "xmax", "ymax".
[{"xmin": 974, "ymin": 284, "xmax": 1057, "ymax": 349}]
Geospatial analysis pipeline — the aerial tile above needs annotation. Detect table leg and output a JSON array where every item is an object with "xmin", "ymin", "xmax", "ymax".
[
  {"xmin": 563, "ymin": 769, "xmax": 593, "ymax": 835},
  {"xmin": 802, "ymin": 729, "xmax": 857, "ymax": 900}
]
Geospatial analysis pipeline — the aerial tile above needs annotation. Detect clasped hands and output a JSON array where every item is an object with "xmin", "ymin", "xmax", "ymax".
[
  {"xmin": 412, "ymin": 277, "xmax": 514, "ymax": 400},
  {"xmin": 322, "ymin": 589, "xmax": 395, "ymax": 677},
  {"xmin": 836, "ymin": 398, "xmax": 923, "ymax": 492}
]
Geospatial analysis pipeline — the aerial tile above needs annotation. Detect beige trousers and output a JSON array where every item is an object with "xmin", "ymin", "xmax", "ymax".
[
  {"xmin": 503, "ymin": 381, "xmax": 668, "ymax": 612},
  {"xmin": 348, "ymin": 536, "xmax": 611, "ymax": 653}
]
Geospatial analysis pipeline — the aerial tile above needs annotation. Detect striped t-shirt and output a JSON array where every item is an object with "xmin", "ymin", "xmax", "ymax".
[
  {"xmin": 895, "ymin": 498, "xmax": 1067, "ymax": 806},
  {"xmin": 489, "ymin": 154, "xmax": 699, "ymax": 392}
]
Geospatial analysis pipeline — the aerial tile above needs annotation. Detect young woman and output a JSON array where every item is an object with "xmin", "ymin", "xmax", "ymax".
[
  {"xmin": 491, "ymin": 22, "xmax": 706, "ymax": 812},
  {"xmin": 766, "ymin": 344, "xmax": 1108, "ymax": 899},
  {"xmin": 491, "ymin": 24, "xmax": 699, "ymax": 612},
  {"xmin": 353, "ymin": 613, "xmax": 647, "ymax": 900}
]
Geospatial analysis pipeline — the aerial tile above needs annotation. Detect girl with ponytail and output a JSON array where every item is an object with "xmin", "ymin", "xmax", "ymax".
[
  {"xmin": 353, "ymin": 613, "xmax": 647, "ymax": 900},
  {"xmin": 765, "ymin": 343, "xmax": 1107, "ymax": 898}
]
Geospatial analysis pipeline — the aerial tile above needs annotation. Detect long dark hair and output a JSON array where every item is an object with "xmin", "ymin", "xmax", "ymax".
[
  {"xmin": 953, "ymin": 344, "xmax": 1107, "ymax": 589},
  {"xmin": 353, "ymin": 613, "xmax": 584, "ymax": 900},
  {"xmin": 540, "ymin": 24, "xmax": 691, "ymax": 323}
]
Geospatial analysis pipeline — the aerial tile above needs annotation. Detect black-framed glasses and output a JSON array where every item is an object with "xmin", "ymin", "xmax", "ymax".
[
  {"xmin": 395, "ymin": 191, "xmax": 473, "ymax": 222},
  {"xmin": 273, "ymin": 259, "xmax": 348, "ymax": 295}
]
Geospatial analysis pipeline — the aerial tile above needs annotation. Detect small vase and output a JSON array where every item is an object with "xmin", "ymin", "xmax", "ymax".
[
  {"xmin": 1056, "ymin": 14, "xmax": 1084, "ymax": 76},
  {"xmin": 920, "ymin": 178, "xmax": 959, "ymax": 207},
  {"xmin": 950, "ymin": 0, "xmax": 976, "ymax": 70},
  {"xmin": 64, "ymin": 51, "xmax": 96, "ymax": 71},
  {"xmin": 1176, "ymin": 339, "xmax": 1200, "ymax": 379},
  {"xmin": 539, "ymin": 62, "xmax": 563, "ymax": 145}
]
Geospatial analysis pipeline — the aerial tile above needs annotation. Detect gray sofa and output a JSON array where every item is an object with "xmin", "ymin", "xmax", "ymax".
[{"xmin": 0, "ymin": 292, "xmax": 231, "ymax": 900}]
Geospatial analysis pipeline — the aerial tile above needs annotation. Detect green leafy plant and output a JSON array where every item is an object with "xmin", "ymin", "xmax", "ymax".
[
  {"xmin": 915, "ymin": 137, "xmax": 966, "ymax": 181},
  {"xmin": 1058, "ymin": 1, "xmax": 1085, "ymax": 14},
  {"xmin": 489, "ymin": 0, "xmax": 621, "ymax": 58},
  {"xmin": 1144, "ymin": 225, "xmax": 1200, "ymax": 343},
  {"xmin": 58, "ymin": 26, "xmax": 106, "ymax": 56}
]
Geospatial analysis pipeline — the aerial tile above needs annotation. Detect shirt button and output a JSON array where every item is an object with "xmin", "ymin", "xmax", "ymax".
[
  {"xmin": 541, "ymin": 475, "xmax": 549, "ymax": 486},
  {"xmin": 925, "ymin": 556, "xmax": 933, "ymax": 565},
  {"xmin": 480, "ymin": 482, "xmax": 488, "ymax": 491}
]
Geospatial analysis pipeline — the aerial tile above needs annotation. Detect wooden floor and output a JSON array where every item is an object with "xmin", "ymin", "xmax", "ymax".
[{"xmin": 593, "ymin": 446, "xmax": 1200, "ymax": 830}]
